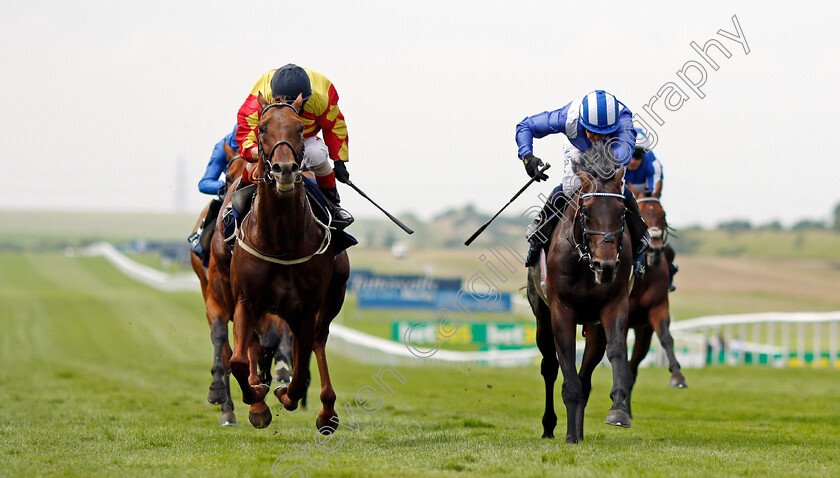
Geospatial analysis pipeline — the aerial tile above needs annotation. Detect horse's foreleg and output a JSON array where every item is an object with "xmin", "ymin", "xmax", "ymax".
[
  {"xmin": 312, "ymin": 334, "xmax": 337, "ymax": 435},
  {"xmin": 627, "ymin": 325, "xmax": 653, "ymax": 418},
  {"xmin": 603, "ymin": 305, "xmax": 632, "ymax": 428},
  {"xmin": 652, "ymin": 305, "xmax": 687, "ymax": 388},
  {"xmin": 275, "ymin": 316, "xmax": 315, "ymax": 412},
  {"xmin": 230, "ymin": 301, "xmax": 269, "ymax": 405},
  {"xmin": 550, "ymin": 304, "xmax": 582, "ymax": 444},
  {"xmin": 577, "ymin": 325, "xmax": 606, "ymax": 441},
  {"xmin": 535, "ymin": 308, "xmax": 558, "ymax": 439}
]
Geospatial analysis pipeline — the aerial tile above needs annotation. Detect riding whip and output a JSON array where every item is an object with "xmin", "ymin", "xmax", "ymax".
[
  {"xmin": 345, "ymin": 180, "xmax": 414, "ymax": 235},
  {"xmin": 464, "ymin": 163, "xmax": 551, "ymax": 246}
]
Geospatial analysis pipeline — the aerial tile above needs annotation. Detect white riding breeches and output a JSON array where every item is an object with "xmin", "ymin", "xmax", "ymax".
[{"xmin": 303, "ymin": 136, "xmax": 332, "ymax": 176}]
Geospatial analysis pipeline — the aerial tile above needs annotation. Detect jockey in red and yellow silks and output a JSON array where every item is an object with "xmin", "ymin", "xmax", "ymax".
[{"xmin": 236, "ymin": 64, "xmax": 353, "ymax": 228}]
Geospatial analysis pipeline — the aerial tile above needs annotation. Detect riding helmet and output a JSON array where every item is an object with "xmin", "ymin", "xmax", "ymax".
[
  {"xmin": 579, "ymin": 90, "xmax": 621, "ymax": 134},
  {"xmin": 270, "ymin": 64, "xmax": 312, "ymax": 105}
]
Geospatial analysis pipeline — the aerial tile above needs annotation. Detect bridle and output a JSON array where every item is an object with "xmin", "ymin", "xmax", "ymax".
[
  {"xmin": 637, "ymin": 197, "xmax": 672, "ymax": 246},
  {"xmin": 254, "ymin": 102, "xmax": 305, "ymax": 185},
  {"xmin": 571, "ymin": 192, "xmax": 627, "ymax": 270}
]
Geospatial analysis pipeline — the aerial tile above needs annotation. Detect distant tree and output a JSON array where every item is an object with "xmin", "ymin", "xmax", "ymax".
[
  {"xmin": 791, "ymin": 219, "xmax": 826, "ymax": 231},
  {"xmin": 833, "ymin": 202, "xmax": 840, "ymax": 232},
  {"xmin": 757, "ymin": 220, "xmax": 784, "ymax": 231},
  {"xmin": 717, "ymin": 219, "xmax": 752, "ymax": 234}
]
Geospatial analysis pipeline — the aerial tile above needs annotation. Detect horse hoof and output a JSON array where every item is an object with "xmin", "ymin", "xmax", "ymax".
[
  {"xmin": 565, "ymin": 435, "xmax": 580, "ymax": 444},
  {"xmin": 670, "ymin": 377, "xmax": 688, "ymax": 388},
  {"xmin": 542, "ymin": 432, "xmax": 554, "ymax": 439},
  {"xmin": 252, "ymin": 383, "xmax": 270, "ymax": 399},
  {"xmin": 605, "ymin": 409, "xmax": 631, "ymax": 428},
  {"xmin": 273, "ymin": 386, "xmax": 298, "ymax": 411},
  {"xmin": 220, "ymin": 412, "xmax": 237, "ymax": 427},
  {"xmin": 316, "ymin": 414, "xmax": 338, "ymax": 434},
  {"xmin": 207, "ymin": 388, "xmax": 227, "ymax": 405},
  {"xmin": 248, "ymin": 406, "xmax": 272, "ymax": 429}
]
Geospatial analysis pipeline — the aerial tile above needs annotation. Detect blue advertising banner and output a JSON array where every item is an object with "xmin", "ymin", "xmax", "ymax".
[{"xmin": 352, "ymin": 272, "xmax": 511, "ymax": 312}]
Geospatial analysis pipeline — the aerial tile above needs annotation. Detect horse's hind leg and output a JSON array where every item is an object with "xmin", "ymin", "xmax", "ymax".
[
  {"xmin": 627, "ymin": 325, "xmax": 653, "ymax": 418},
  {"xmin": 577, "ymin": 325, "xmax": 606, "ymax": 441},
  {"xmin": 273, "ymin": 320, "xmax": 294, "ymax": 386},
  {"xmin": 651, "ymin": 306, "xmax": 687, "ymax": 388},
  {"xmin": 258, "ymin": 315, "xmax": 280, "ymax": 387}
]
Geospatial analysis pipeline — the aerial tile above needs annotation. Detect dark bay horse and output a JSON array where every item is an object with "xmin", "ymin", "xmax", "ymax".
[
  {"xmin": 527, "ymin": 165, "xmax": 635, "ymax": 444},
  {"xmin": 625, "ymin": 197, "xmax": 686, "ymax": 416},
  {"xmin": 221, "ymin": 93, "xmax": 349, "ymax": 431},
  {"xmin": 190, "ymin": 143, "xmax": 301, "ymax": 426}
]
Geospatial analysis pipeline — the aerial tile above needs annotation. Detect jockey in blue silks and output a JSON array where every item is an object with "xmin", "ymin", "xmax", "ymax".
[
  {"xmin": 516, "ymin": 89, "xmax": 651, "ymax": 276},
  {"xmin": 188, "ymin": 125, "xmax": 239, "ymax": 265},
  {"xmin": 625, "ymin": 130, "xmax": 663, "ymax": 198},
  {"xmin": 198, "ymin": 125, "xmax": 239, "ymax": 196}
]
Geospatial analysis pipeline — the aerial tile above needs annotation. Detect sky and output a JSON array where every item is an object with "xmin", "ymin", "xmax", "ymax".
[{"xmin": 1, "ymin": 0, "xmax": 838, "ymax": 228}]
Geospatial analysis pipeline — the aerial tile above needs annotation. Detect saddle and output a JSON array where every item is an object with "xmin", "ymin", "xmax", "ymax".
[{"xmin": 221, "ymin": 177, "xmax": 357, "ymax": 255}]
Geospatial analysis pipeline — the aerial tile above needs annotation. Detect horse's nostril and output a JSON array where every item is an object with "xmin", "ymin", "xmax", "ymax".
[{"xmin": 271, "ymin": 163, "xmax": 283, "ymax": 174}]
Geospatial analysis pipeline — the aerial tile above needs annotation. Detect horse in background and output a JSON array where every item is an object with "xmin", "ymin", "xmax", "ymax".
[
  {"xmin": 190, "ymin": 142, "xmax": 301, "ymax": 427},
  {"xmin": 219, "ymin": 93, "xmax": 349, "ymax": 431},
  {"xmin": 625, "ymin": 196, "xmax": 686, "ymax": 417},
  {"xmin": 527, "ymin": 158, "xmax": 636, "ymax": 444}
]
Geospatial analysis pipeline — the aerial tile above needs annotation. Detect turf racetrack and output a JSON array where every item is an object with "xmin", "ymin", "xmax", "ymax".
[{"xmin": 1, "ymin": 253, "xmax": 839, "ymax": 477}]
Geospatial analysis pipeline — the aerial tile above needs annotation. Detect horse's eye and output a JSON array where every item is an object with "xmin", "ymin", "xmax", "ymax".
[{"xmin": 259, "ymin": 125, "xmax": 267, "ymax": 134}]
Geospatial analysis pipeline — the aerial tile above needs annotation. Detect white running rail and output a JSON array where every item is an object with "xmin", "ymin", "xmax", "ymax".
[{"xmin": 83, "ymin": 242, "xmax": 840, "ymax": 368}]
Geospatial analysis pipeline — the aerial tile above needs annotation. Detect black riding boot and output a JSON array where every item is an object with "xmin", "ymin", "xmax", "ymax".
[
  {"xmin": 525, "ymin": 190, "xmax": 566, "ymax": 267},
  {"xmin": 321, "ymin": 186, "xmax": 354, "ymax": 230},
  {"xmin": 665, "ymin": 243, "xmax": 678, "ymax": 291},
  {"xmin": 624, "ymin": 192, "xmax": 651, "ymax": 278}
]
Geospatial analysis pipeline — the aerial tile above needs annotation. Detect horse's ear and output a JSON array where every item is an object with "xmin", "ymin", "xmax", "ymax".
[
  {"xmin": 615, "ymin": 166, "xmax": 626, "ymax": 185},
  {"xmin": 578, "ymin": 171, "xmax": 594, "ymax": 194},
  {"xmin": 257, "ymin": 91, "xmax": 268, "ymax": 109},
  {"xmin": 292, "ymin": 93, "xmax": 304, "ymax": 112},
  {"xmin": 222, "ymin": 142, "xmax": 235, "ymax": 159}
]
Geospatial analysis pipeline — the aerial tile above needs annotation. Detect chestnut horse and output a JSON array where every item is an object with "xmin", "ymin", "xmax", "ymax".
[
  {"xmin": 190, "ymin": 144, "xmax": 302, "ymax": 426},
  {"xmin": 625, "ymin": 197, "xmax": 686, "ymax": 417},
  {"xmin": 527, "ymin": 164, "xmax": 635, "ymax": 444},
  {"xmin": 218, "ymin": 93, "xmax": 349, "ymax": 431}
]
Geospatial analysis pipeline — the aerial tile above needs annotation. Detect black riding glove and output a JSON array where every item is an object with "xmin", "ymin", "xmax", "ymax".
[
  {"xmin": 333, "ymin": 160, "xmax": 350, "ymax": 184},
  {"xmin": 522, "ymin": 153, "xmax": 549, "ymax": 181}
]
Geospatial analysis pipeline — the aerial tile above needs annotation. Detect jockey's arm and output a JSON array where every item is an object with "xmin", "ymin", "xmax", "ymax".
[
  {"xmin": 653, "ymin": 180, "xmax": 662, "ymax": 198},
  {"xmin": 515, "ymin": 102, "xmax": 573, "ymax": 159},
  {"xmin": 627, "ymin": 182, "xmax": 640, "ymax": 198}
]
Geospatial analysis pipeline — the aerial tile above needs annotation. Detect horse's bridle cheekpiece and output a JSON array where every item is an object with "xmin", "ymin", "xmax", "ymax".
[
  {"xmin": 256, "ymin": 102, "xmax": 305, "ymax": 185},
  {"xmin": 574, "ymin": 192, "xmax": 627, "ymax": 270}
]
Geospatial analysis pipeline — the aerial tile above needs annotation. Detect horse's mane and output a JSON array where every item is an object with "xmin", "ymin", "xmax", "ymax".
[{"xmin": 575, "ymin": 142, "xmax": 618, "ymax": 181}]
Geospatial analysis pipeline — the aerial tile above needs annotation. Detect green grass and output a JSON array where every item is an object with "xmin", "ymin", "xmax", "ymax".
[{"xmin": 1, "ymin": 252, "xmax": 840, "ymax": 477}]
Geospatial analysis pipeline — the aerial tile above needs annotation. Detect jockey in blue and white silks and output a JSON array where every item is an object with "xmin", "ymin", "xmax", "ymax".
[
  {"xmin": 625, "ymin": 130, "xmax": 663, "ymax": 198},
  {"xmin": 626, "ymin": 151, "xmax": 663, "ymax": 197},
  {"xmin": 198, "ymin": 125, "xmax": 238, "ymax": 196},
  {"xmin": 515, "ymin": 90, "xmax": 650, "ymax": 275}
]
